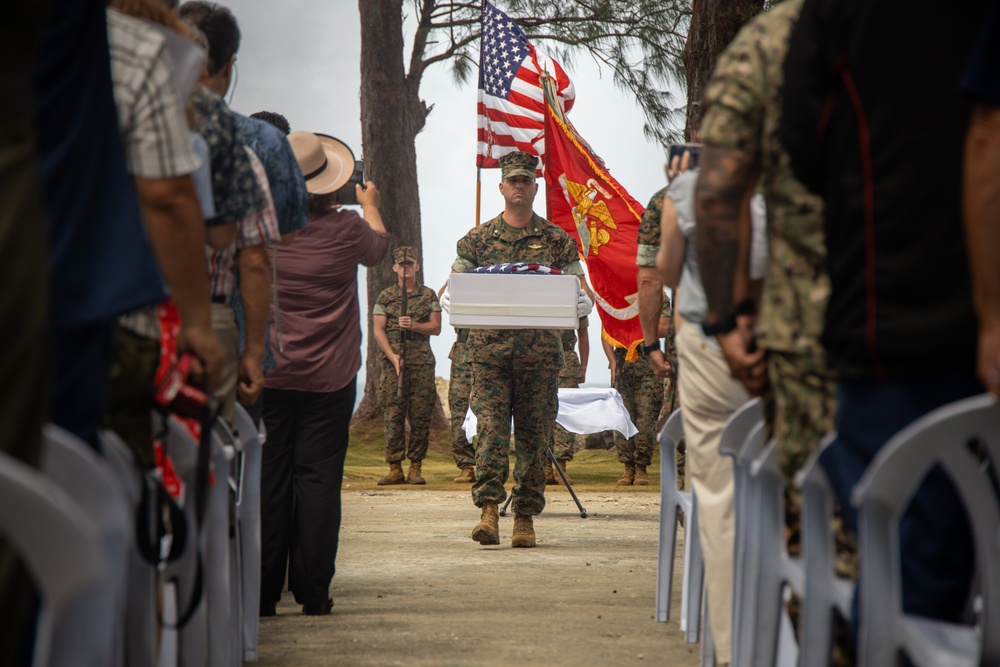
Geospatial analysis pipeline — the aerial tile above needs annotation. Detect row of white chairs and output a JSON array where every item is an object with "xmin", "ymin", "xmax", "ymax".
[
  {"xmin": 0, "ymin": 403, "xmax": 264, "ymax": 667},
  {"xmin": 657, "ymin": 393, "xmax": 1000, "ymax": 667}
]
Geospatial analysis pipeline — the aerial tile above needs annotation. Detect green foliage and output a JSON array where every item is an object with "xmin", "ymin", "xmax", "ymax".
[{"xmin": 409, "ymin": 0, "xmax": 690, "ymax": 147}]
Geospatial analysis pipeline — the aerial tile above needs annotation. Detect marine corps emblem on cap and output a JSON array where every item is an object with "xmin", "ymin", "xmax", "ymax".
[
  {"xmin": 392, "ymin": 246, "xmax": 419, "ymax": 264},
  {"xmin": 499, "ymin": 151, "xmax": 539, "ymax": 179}
]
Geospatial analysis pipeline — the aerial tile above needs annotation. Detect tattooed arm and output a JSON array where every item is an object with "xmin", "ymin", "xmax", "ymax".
[{"xmin": 694, "ymin": 145, "xmax": 768, "ymax": 395}]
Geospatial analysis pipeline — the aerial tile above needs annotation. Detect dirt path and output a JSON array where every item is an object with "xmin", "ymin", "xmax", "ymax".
[{"xmin": 253, "ymin": 488, "xmax": 699, "ymax": 667}]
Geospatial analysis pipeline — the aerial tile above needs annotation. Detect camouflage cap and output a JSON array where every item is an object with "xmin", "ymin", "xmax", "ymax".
[
  {"xmin": 499, "ymin": 151, "xmax": 538, "ymax": 179},
  {"xmin": 392, "ymin": 246, "xmax": 419, "ymax": 264}
]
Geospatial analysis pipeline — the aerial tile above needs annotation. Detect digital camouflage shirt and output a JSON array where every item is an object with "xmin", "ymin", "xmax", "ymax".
[
  {"xmin": 699, "ymin": 0, "xmax": 827, "ymax": 357},
  {"xmin": 636, "ymin": 188, "xmax": 678, "ymax": 367},
  {"xmin": 453, "ymin": 212, "xmax": 582, "ymax": 371},
  {"xmin": 373, "ymin": 283, "xmax": 440, "ymax": 366}
]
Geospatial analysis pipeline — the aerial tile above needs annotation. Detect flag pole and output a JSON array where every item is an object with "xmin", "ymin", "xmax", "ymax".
[{"xmin": 475, "ymin": 167, "xmax": 482, "ymax": 226}]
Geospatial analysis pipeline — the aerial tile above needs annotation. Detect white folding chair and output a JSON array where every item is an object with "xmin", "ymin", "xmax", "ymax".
[
  {"xmin": 233, "ymin": 404, "xmax": 264, "ymax": 662},
  {"xmin": 655, "ymin": 409, "xmax": 704, "ymax": 644},
  {"xmin": 0, "ymin": 450, "xmax": 115, "ymax": 667},
  {"xmin": 852, "ymin": 393, "xmax": 1000, "ymax": 667},
  {"xmin": 795, "ymin": 434, "xmax": 854, "ymax": 667},
  {"xmin": 717, "ymin": 398, "xmax": 764, "ymax": 663},
  {"xmin": 41, "ymin": 425, "xmax": 131, "ymax": 667}
]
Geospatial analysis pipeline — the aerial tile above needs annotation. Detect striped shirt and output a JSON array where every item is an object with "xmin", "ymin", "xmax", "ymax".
[
  {"xmin": 107, "ymin": 8, "xmax": 200, "ymax": 339},
  {"xmin": 206, "ymin": 147, "xmax": 282, "ymax": 297},
  {"xmin": 106, "ymin": 8, "xmax": 199, "ymax": 179}
]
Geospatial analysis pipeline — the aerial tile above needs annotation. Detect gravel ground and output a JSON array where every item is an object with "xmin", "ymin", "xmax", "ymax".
[{"xmin": 253, "ymin": 488, "xmax": 701, "ymax": 667}]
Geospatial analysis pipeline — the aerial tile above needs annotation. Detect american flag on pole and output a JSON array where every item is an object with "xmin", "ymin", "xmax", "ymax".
[{"xmin": 477, "ymin": 0, "xmax": 575, "ymax": 168}]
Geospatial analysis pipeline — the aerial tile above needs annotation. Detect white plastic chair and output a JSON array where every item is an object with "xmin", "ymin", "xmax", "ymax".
[
  {"xmin": 41, "ymin": 425, "xmax": 131, "ymax": 667},
  {"xmin": 794, "ymin": 433, "xmax": 854, "ymax": 667},
  {"xmin": 743, "ymin": 442, "xmax": 804, "ymax": 667},
  {"xmin": 0, "ymin": 450, "xmax": 115, "ymax": 667},
  {"xmin": 233, "ymin": 404, "xmax": 264, "ymax": 662},
  {"xmin": 730, "ymin": 420, "xmax": 768, "ymax": 667},
  {"xmin": 717, "ymin": 398, "xmax": 764, "ymax": 663},
  {"xmin": 656, "ymin": 408, "xmax": 704, "ymax": 644},
  {"xmin": 157, "ymin": 415, "xmax": 207, "ymax": 667},
  {"xmin": 852, "ymin": 392, "xmax": 1000, "ymax": 667}
]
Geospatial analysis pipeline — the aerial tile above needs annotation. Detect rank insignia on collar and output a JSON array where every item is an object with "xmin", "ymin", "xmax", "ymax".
[{"xmin": 528, "ymin": 244, "xmax": 544, "ymax": 249}]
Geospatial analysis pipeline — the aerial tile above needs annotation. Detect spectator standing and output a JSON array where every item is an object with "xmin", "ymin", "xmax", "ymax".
[
  {"xmin": 258, "ymin": 130, "xmax": 389, "ymax": 616},
  {"xmin": 780, "ymin": 0, "xmax": 991, "ymax": 641}
]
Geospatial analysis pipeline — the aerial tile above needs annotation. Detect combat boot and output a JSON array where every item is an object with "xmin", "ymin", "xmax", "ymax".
[
  {"xmin": 633, "ymin": 464, "xmax": 649, "ymax": 486},
  {"xmin": 511, "ymin": 514, "xmax": 536, "ymax": 548},
  {"xmin": 377, "ymin": 462, "xmax": 405, "ymax": 485},
  {"xmin": 453, "ymin": 466, "xmax": 475, "ymax": 483},
  {"xmin": 555, "ymin": 459, "xmax": 574, "ymax": 485},
  {"xmin": 472, "ymin": 502, "xmax": 500, "ymax": 545},
  {"xmin": 616, "ymin": 463, "xmax": 635, "ymax": 486},
  {"xmin": 544, "ymin": 460, "xmax": 556, "ymax": 485},
  {"xmin": 406, "ymin": 460, "xmax": 426, "ymax": 485}
]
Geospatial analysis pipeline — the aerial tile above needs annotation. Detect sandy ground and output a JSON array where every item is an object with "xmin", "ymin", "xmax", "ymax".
[{"xmin": 253, "ymin": 488, "xmax": 701, "ymax": 667}]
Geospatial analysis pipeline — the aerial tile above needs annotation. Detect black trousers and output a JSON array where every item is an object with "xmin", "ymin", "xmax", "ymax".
[{"xmin": 259, "ymin": 378, "xmax": 355, "ymax": 607}]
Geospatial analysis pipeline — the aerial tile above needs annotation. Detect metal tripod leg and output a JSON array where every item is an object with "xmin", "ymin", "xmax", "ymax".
[{"xmin": 499, "ymin": 447, "xmax": 588, "ymax": 518}]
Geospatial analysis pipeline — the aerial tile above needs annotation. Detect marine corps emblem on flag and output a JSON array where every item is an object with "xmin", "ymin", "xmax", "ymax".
[{"xmin": 557, "ymin": 175, "xmax": 618, "ymax": 256}]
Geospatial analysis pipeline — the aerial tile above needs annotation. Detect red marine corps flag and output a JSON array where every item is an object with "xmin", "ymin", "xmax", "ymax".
[
  {"xmin": 542, "ymin": 103, "xmax": 646, "ymax": 359},
  {"xmin": 476, "ymin": 0, "xmax": 574, "ymax": 168}
]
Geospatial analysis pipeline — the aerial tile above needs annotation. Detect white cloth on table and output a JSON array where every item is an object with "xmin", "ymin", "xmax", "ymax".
[{"xmin": 463, "ymin": 387, "xmax": 639, "ymax": 442}]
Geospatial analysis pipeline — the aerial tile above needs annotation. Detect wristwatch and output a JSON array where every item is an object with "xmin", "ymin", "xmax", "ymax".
[
  {"xmin": 701, "ymin": 314, "xmax": 737, "ymax": 337},
  {"xmin": 641, "ymin": 340, "xmax": 661, "ymax": 356}
]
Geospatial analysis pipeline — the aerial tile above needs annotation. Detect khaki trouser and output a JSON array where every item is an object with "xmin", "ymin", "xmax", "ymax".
[{"xmin": 676, "ymin": 322, "xmax": 748, "ymax": 663}]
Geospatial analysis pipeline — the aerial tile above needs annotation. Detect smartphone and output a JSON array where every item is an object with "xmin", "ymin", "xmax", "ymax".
[
  {"xmin": 335, "ymin": 159, "xmax": 365, "ymax": 205},
  {"xmin": 667, "ymin": 143, "xmax": 702, "ymax": 170}
]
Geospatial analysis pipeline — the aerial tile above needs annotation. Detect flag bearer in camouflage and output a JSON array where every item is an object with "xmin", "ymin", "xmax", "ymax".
[
  {"xmin": 447, "ymin": 150, "xmax": 589, "ymax": 548},
  {"xmin": 548, "ymin": 316, "xmax": 589, "ymax": 485},
  {"xmin": 617, "ymin": 187, "xmax": 676, "ymax": 486},
  {"xmin": 447, "ymin": 327, "xmax": 476, "ymax": 483},
  {"xmin": 694, "ymin": 0, "xmax": 852, "ymax": 662},
  {"xmin": 373, "ymin": 246, "xmax": 442, "ymax": 485}
]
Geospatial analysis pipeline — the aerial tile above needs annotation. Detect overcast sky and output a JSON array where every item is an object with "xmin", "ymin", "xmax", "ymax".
[{"xmin": 222, "ymin": 0, "xmax": 678, "ymax": 390}]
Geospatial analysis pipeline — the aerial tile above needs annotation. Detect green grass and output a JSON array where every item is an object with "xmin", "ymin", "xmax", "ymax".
[{"xmin": 344, "ymin": 419, "xmax": 663, "ymax": 492}]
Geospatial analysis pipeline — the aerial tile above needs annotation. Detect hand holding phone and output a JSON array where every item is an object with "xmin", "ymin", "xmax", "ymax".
[
  {"xmin": 335, "ymin": 160, "xmax": 366, "ymax": 205},
  {"xmin": 666, "ymin": 143, "xmax": 702, "ymax": 182}
]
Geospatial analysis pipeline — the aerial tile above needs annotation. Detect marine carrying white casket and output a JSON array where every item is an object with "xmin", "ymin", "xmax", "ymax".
[{"xmin": 448, "ymin": 273, "xmax": 579, "ymax": 330}]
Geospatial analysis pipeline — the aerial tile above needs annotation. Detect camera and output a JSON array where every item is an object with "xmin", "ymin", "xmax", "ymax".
[
  {"xmin": 335, "ymin": 159, "xmax": 365, "ymax": 205},
  {"xmin": 667, "ymin": 143, "xmax": 702, "ymax": 170},
  {"xmin": 153, "ymin": 352, "xmax": 209, "ymax": 419}
]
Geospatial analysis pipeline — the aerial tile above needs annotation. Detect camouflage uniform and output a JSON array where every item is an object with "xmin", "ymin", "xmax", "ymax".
[
  {"xmin": 448, "ymin": 330, "xmax": 475, "ymax": 469},
  {"xmin": 552, "ymin": 317, "xmax": 587, "ymax": 462},
  {"xmin": 700, "ymin": 2, "xmax": 853, "ymax": 662},
  {"xmin": 374, "ymin": 283, "xmax": 440, "ymax": 464},
  {"xmin": 636, "ymin": 188, "xmax": 680, "ymax": 417},
  {"xmin": 453, "ymin": 212, "xmax": 582, "ymax": 516},
  {"xmin": 613, "ymin": 348, "xmax": 663, "ymax": 467},
  {"xmin": 700, "ymin": 0, "xmax": 836, "ymax": 487}
]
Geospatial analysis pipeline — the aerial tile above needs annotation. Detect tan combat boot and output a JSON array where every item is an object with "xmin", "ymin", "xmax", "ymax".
[
  {"xmin": 453, "ymin": 466, "xmax": 475, "ymax": 483},
  {"xmin": 512, "ymin": 514, "xmax": 536, "ymax": 548},
  {"xmin": 377, "ymin": 462, "xmax": 405, "ymax": 485},
  {"xmin": 633, "ymin": 464, "xmax": 649, "ymax": 486},
  {"xmin": 472, "ymin": 502, "xmax": 500, "ymax": 545},
  {"xmin": 555, "ymin": 459, "xmax": 574, "ymax": 485},
  {"xmin": 406, "ymin": 460, "xmax": 426, "ymax": 485},
  {"xmin": 544, "ymin": 460, "xmax": 556, "ymax": 485},
  {"xmin": 616, "ymin": 463, "xmax": 635, "ymax": 486}
]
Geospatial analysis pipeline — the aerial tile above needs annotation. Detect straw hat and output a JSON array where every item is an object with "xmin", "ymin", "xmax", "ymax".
[{"xmin": 288, "ymin": 131, "xmax": 355, "ymax": 195}]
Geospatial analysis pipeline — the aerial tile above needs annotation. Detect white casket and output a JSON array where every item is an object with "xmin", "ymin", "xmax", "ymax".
[{"xmin": 448, "ymin": 273, "xmax": 579, "ymax": 330}]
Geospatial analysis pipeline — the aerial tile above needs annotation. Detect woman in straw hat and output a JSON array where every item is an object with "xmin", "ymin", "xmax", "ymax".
[{"xmin": 259, "ymin": 131, "xmax": 390, "ymax": 616}]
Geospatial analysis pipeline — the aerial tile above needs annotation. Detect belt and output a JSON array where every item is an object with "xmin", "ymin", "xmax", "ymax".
[
  {"xmin": 211, "ymin": 295, "xmax": 229, "ymax": 304},
  {"xmin": 389, "ymin": 331, "xmax": 427, "ymax": 341}
]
